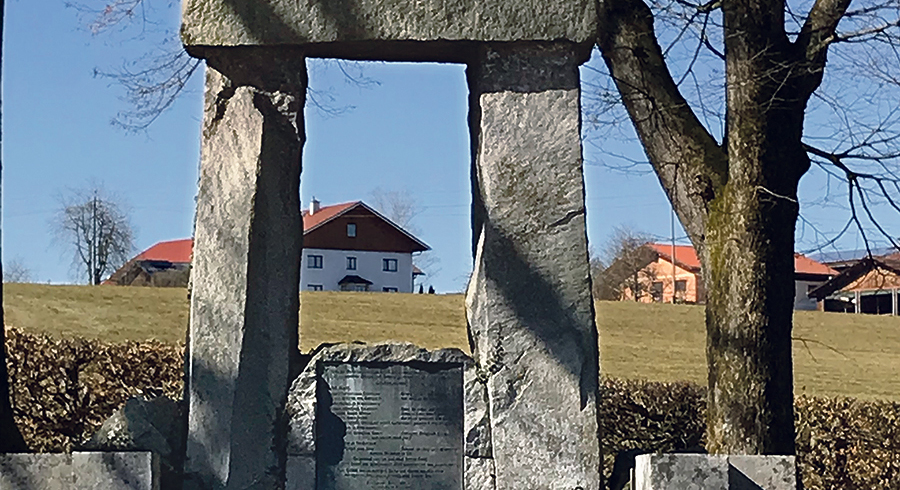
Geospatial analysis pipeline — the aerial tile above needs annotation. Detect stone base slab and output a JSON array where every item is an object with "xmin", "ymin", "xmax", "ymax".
[
  {"xmin": 635, "ymin": 454, "xmax": 796, "ymax": 490},
  {"xmin": 0, "ymin": 452, "xmax": 159, "ymax": 490}
]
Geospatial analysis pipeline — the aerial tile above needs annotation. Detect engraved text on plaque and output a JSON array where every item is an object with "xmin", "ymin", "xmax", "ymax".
[{"xmin": 316, "ymin": 362, "xmax": 463, "ymax": 490}]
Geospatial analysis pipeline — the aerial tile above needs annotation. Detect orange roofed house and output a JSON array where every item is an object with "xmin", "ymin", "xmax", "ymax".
[
  {"xmin": 107, "ymin": 200, "xmax": 430, "ymax": 293},
  {"xmin": 620, "ymin": 243, "xmax": 836, "ymax": 310}
]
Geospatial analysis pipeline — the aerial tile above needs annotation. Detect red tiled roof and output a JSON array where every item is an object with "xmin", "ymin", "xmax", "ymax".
[
  {"xmin": 648, "ymin": 243, "xmax": 700, "ymax": 271},
  {"xmin": 129, "ymin": 201, "xmax": 422, "ymax": 267},
  {"xmin": 135, "ymin": 239, "xmax": 194, "ymax": 263},
  {"xmin": 648, "ymin": 243, "xmax": 836, "ymax": 276},
  {"xmin": 794, "ymin": 253, "xmax": 838, "ymax": 276},
  {"xmin": 302, "ymin": 201, "xmax": 359, "ymax": 232}
]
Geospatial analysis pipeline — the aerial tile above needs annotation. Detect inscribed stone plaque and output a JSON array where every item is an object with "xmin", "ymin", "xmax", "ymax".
[{"xmin": 317, "ymin": 362, "xmax": 463, "ymax": 490}]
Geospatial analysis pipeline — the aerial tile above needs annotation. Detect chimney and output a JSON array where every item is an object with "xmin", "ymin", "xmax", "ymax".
[{"xmin": 309, "ymin": 197, "xmax": 320, "ymax": 215}]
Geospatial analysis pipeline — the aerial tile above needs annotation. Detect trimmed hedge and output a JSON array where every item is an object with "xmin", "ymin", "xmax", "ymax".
[
  {"xmin": 4, "ymin": 326, "xmax": 900, "ymax": 488},
  {"xmin": 5, "ymin": 326, "xmax": 183, "ymax": 452}
]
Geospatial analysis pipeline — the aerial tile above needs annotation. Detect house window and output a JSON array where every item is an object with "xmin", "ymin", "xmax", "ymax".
[
  {"xmin": 308, "ymin": 284, "xmax": 323, "ymax": 291},
  {"xmin": 675, "ymin": 280, "xmax": 687, "ymax": 292},
  {"xmin": 347, "ymin": 256, "xmax": 357, "ymax": 270},
  {"xmin": 383, "ymin": 258, "xmax": 398, "ymax": 272},
  {"xmin": 651, "ymin": 281, "xmax": 664, "ymax": 302},
  {"xmin": 308, "ymin": 255, "xmax": 323, "ymax": 269},
  {"xmin": 347, "ymin": 223, "xmax": 357, "ymax": 237},
  {"xmin": 383, "ymin": 287, "xmax": 398, "ymax": 293}
]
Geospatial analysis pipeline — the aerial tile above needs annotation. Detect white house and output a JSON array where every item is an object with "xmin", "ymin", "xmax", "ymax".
[
  {"xmin": 300, "ymin": 199, "xmax": 430, "ymax": 293},
  {"xmin": 106, "ymin": 200, "xmax": 430, "ymax": 293}
]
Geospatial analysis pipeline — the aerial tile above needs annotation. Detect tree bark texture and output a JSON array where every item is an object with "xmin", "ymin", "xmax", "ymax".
[
  {"xmin": 0, "ymin": 0, "xmax": 28, "ymax": 453},
  {"xmin": 598, "ymin": 0, "xmax": 849, "ymax": 454}
]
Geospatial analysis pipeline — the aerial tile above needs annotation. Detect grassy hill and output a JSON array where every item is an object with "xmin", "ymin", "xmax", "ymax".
[{"xmin": 4, "ymin": 283, "xmax": 899, "ymax": 400}]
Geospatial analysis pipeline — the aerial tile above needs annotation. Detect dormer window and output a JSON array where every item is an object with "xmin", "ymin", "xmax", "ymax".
[{"xmin": 347, "ymin": 223, "xmax": 357, "ymax": 237}]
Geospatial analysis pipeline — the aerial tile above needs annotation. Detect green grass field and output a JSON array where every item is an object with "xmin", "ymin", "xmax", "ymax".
[{"xmin": 4, "ymin": 283, "xmax": 899, "ymax": 400}]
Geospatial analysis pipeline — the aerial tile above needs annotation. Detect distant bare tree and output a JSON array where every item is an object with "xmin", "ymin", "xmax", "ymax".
[
  {"xmin": 370, "ymin": 188, "xmax": 421, "ymax": 231},
  {"xmin": 594, "ymin": 226, "xmax": 657, "ymax": 301},
  {"xmin": 369, "ymin": 187, "xmax": 441, "ymax": 287},
  {"xmin": 52, "ymin": 186, "xmax": 135, "ymax": 285},
  {"xmin": 3, "ymin": 258, "xmax": 32, "ymax": 283}
]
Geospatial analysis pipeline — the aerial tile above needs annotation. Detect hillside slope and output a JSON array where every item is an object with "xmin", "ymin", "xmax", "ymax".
[{"xmin": 4, "ymin": 284, "xmax": 898, "ymax": 400}]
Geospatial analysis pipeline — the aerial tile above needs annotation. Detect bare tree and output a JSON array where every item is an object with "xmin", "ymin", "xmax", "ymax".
[
  {"xmin": 68, "ymin": 1, "xmax": 377, "ymax": 131},
  {"xmin": 595, "ymin": 0, "xmax": 900, "ymax": 454},
  {"xmin": 0, "ymin": 0, "xmax": 29, "ymax": 452},
  {"xmin": 53, "ymin": 186, "xmax": 135, "ymax": 285},
  {"xmin": 369, "ymin": 187, "xmax": 441, "ymax": 287},
  {"xmin": 593, "ymin": 226, "xmax": 658, "ymax": 301},
  {"xmin": 3, "ymin": 258, "xmax": 32, "ymax": 283}
]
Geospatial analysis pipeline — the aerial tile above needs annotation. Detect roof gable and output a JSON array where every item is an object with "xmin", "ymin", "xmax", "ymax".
[
  {"xmin": 648, "ymin": 243, "xmax": 700, "ymax": 272},
  {"xmin": 302, "ymin": 201, "xmax": 359, "ymax": 232},
  {"xmin": 303, "ymin": 201, "xmax": 429, "ymax": 253}
]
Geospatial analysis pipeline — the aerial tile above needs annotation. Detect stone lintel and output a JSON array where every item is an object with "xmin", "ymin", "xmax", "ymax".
[
  {"xmin": 634, "ymin": 454, "xmax": 797, "ymax": 490},
  {"xmin": 184, "ymin": 52, "xmax": 306, "ymax": 490},
  {"xmin": 0, "ymin": 452, "xmax": 159, "ymax": 490},
  {"xmin": 466, "ymin": 43, "xmax": 600, "ymax": 490},
  {"xmin": 181, "ymin": 0, "xmax": 597, "ymax": 55}
]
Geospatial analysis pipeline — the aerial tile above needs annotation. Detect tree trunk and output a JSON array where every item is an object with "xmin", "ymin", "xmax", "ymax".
[
  {"xmin": 0, "ymin": 0, "xmax": 28, "ymax": 452},
  {"xmin": 703, "ymin": 182, "xmax": 799, "ymax": 454},
  {"xmin": 595, "ymin": 0, "xmax": 845, "ymax": 455}
]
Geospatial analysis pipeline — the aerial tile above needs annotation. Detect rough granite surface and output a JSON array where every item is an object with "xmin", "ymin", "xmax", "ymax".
[
  {"xmin": 0, "ymin": 454, "xmax": 71, "ymax": 490},
  {"xmin": 73, "ymin": 452, "xmax": 159, "ymax": 490},
  {"xmin": 635, "ymin": 454, "xmax": 797, "ymax": 490},
  {"xmin": 466, "ymin": 43, "xmax": 600, "ymax": 490},
  {"xmin": 82, "ymin": 396, "xmax": 184, "ymax": 489},
  {"xmin": 465, "ymin": 457, "xmax": 496, "ymax": 490},
  {"xmin": 728, "ymin": 455, "xmax": 796, "ymax": 489},
  {"xmin": 0, "ymin": 452, "xmax": 159, "ymax": 490},
  {"xmin": 181, "ymin": 0, "xmax": 596, "ymax": 54},
  {"xmin": 183, "ymin": 55, "xmax": 306, "ymax": 490}
]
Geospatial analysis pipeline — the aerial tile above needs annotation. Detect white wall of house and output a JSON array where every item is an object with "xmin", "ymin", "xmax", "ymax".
[
  {"xmin": 300, "ymin": 248, "xmax": 414, "ymax": 293},
  {"xmin": 794, "ymin": 279, "xmax": 828, "ymax": 310}
]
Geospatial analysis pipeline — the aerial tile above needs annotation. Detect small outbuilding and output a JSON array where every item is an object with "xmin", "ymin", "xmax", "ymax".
[{"xmin": 808, "ymin": 254, "xmax": 900, "ymax": 315}]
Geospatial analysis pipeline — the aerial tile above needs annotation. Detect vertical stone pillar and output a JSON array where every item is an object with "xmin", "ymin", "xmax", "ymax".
[
  {"xmin": 466, "ymin": 44, "xmax": 601, "ymax": 490},
  {"xmin": 184, "ymin": 50, "xmax": 306, "ymax": 490}
]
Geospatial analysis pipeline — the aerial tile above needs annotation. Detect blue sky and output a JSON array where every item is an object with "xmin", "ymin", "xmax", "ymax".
[{"xmin": 3, "ymin": 1, "xmax": 897, "ymax": 292}]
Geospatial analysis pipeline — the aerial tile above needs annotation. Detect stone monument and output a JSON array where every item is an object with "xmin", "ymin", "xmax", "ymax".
[{"xmin": 179, "ymin": 1, "xmax": 601, "ymax": 489}]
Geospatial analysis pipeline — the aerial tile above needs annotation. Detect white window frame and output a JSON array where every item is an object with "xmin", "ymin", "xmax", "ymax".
[
  {"xmin": 383, "ymin": 258, "xmax": 398, "ymax": 272},
  {"xmin": 347, "ymin": 223, "xmax": 357, "ymax": 237}
]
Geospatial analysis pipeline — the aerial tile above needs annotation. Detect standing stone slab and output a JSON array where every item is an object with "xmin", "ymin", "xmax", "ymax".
[
  {"xmin": 286, "ymin": 343, "xmax": 479, "ymax": 490},
  {"xmin": 466, "ymin": 43, "xmax": 600, "ymax": 490},
  {"xmin": 634, "ymin": 454, "xmax": 797, "ymax": 490},
  {"xmin": 185, "ymin": 50, "xmax": 306, "ymax": 490}
]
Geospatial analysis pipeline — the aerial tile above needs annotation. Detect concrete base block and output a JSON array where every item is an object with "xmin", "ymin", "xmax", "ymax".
[
  {"xmin": 0, "ymin": 454, "xmax": 70, "ymax": 490},
  {"xmin": 0, "ymin": 452, "xmax": 159, "ymax": 490},
  {"xmin": 635, "ymin": 454, "xmax": 796, "ymax": 490}
]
